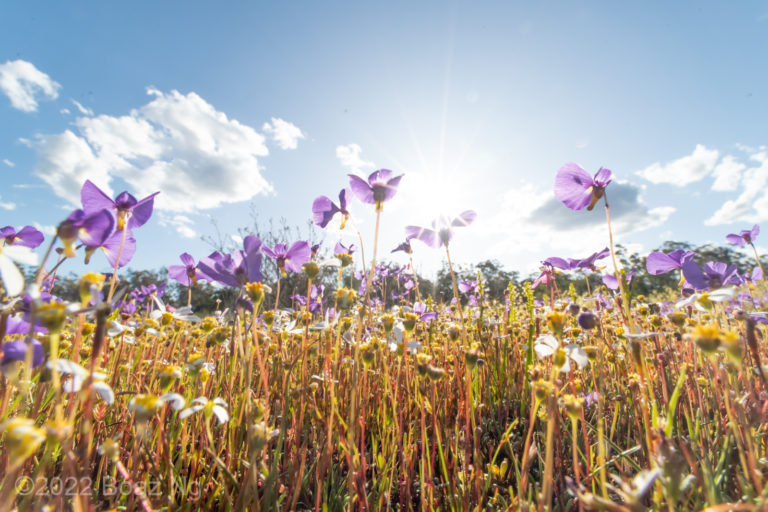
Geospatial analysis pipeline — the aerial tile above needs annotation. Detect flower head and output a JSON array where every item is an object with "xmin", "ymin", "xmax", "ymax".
[
  {"xmin": 348, "ymin": 169, "xmax": 403, "ymax": 211},
  {"xmin": 0, "ymin": 225, "xmax": 44, "ymax": 248},
  {"xmin": 57, "ymin": 209, "xmax": 115, "ymax": 259},
  {"xmin": 312, "ymin": 189, "xmax": 350, "ymax": 229},
  {"xmin": 263, "ymin": 241, "xmax": 311, "ymax": 276},
  {"xmin": 726, "ymin": 224, "xmax": 759, "ymax": 246},
  {"xmin": 405, "ymin": 210, "xmax": 477, "ymax": 249},
  {"xmin": 81, "ymin": 180, "xmax": 159, "ymax": 231},
  {"xmin": 168, "ymin": 253, "xmax": 210, "ymax": 287},
  {"xmin": 554, "ymin": 163, "xmax": 612, "ymax": 211},
  {"xmin": 198, "ymin": 236, "xmax": 263, "ymax": 287},
  {"xmin": 646, "ymin": 249, "xmax": 695, "ymax": 275}
]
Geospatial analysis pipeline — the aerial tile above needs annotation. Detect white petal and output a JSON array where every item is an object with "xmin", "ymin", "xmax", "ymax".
[
  {"xmin": 565, "ymin": 344, "xmax": 589, "ymax": 369},
  {"xmin": 212, "ymin": 405, "xmax": 229, "ymax": 424},
  {"xmin": 0, "ymin": 255, "xmax": 24, "ymax": 297},
  {"xmin": 149, "ymin": 310, "xmax": 162, "ymax": 322},
  {"xmin": 47, "ymin": 359, "xmax": 88, "ymax": 377},
  {"xmin": 152, "ymin": 295, "xmax": 167, "ymax": 313},
  {"xmin": 179, "ymin": 407, "xmax": 196, "ymax": 419},
  {"xmin": 93, "ymin": 382, "xmax": 115, "ymax": 404},
  {"xmin": 3, "ymin": 245, "xmax": 38, "ymax": 266},
  {"xmin": 192, "ymin": 396, "xmax": 209, "ymax": 405},
  {"xmin": 160, "ymin": 393, "xmax": 186, "ymax": 410},
  {"xmin": 212, "ymin": 397, "xmax": 227, "ymax": 407},
  {"xmin": 710, "ymin": 287, "xmax": 736, "ymax": 302}
]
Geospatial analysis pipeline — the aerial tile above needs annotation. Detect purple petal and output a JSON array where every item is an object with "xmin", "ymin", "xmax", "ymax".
[
  {"xmin": 168, "ymin": 265, "xmax": 192, "ymax": 286},
  {"xmin": 543, "ymin": 257, "xmax": 571, "ymax": 270},
  {"xmin": 311, "ymin": 196, "xmax": 340, "ymax": 228},
  {"xmin": 81, "ymin": 180, "xmax": 115, "ymax": 213},
  {"xmin": 554, "ymin": 163, "xmax": 594, "ymax": 211},
  {"xmin": 368, "ymin": 169, "xmax": 395, "ymax": 185},
  {"xmin": 13, "ymin": 226, "xmax": 44, "ymax": 248},
  {"xmin": 451, "ymin": 210, "xmax": 477, "ymax": 228},
  {"xmin": 1, "ymin": 339, "xmax": 44, "ymax": 367},
  {"xmin": 243, "ymin": 235, "xmax": 263, "ymax": 255},
  {"xmin": 726, "ymin": 233, "xmax": 746, "ymax": 246},
  {"xmin": 593, "ymin": 167, "xmax": 613, "ymax": 187},
  {"xmin": 114, "ymin": 191, "xmax": 138, "ymax": 210},
  {"xmin": 102, "ymin": 230, "xmax": 137, "ymax": 268},
  {"xmin": 348, "ymin": 174, "xmax": 375, "ymax": 204},
  {"xmin": 601, "ymin": 274, "xmax": 619, "ymax": 290},
  {"xmin": 646, "ymin": 251, "xmax": 682, "ymax": 275},
  {"xmin": 245, "ymin": 251, "xmax": 263, "ymax": 283},
  {"xmin": 127, "ymin": 192, "xmax": 159, "ymax": 229},
  {"xmin": 0, "ymin": 226, "xmax": 14, "ymax": 239},
  {"xmin": 285, "ymin": 241, "xmax": 311, "ymax": 272},
  {"xmin": 751, "ymin": 224, "xmax": 760, "ymax": 241},
  {"xmin": 381, "ymin": 175, "xmax": 403, "ymax": 202},
  {"xmin": 179, "ymin": 252, "xmax": 195, "ymax": 268},
  {"xmin": 338, "ymin": 188, "xmax": 349, "ymax": 211},
  {"xmin": 681, "ymin": 260, "xmax": 709, "ymax": 290},
  {"xmin": 752, "ymin": 266, "xmax": 763, "ymax": 281},
  {"xmin": 405, "ymin": 226, "xmax": 441, "ymax": 249},
  {"xmin": 79, "ymin": 210, "xmax": 116, "ymax": 246}
]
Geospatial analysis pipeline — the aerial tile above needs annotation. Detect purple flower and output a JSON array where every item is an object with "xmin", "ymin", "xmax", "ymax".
[
  {"xmin": 81, "ymin": 180, "xmax": 159, "ymax": 231},
  {"xmin": 602, "ymin": 270, "xmax": 635, "ymax": 290},
  {"xmin": 532, "ymin": 262, "xmax": 556, "ymax": 289},
  {"xmin": 0, "ymin": 225, "xmax": 44, "ymax": 249},
  {"xmin": 168, "ymin": 253, "xmax": 210, "ymax": 287},
  {"xmin": 576, "ymin": 248, "xmax": 611, "ymax": 271},
  {"xmin": 459, "ymin": 280, "xmax": 479, "ymax": 294},
  {"xmin": 554, "ymin": 163, "xmax": 612, "ymax": 211},
  {"xmin": 391, "ymin": 238, "xmax": 413, "ymax": 255},
  {"xmin": 84, "ymin": 229, "xmax": 137, "ymax": 268},
  {"xmin": 263, "ymin": 241, "xmax": 311, "ymax": 276},
  {"xmin": 405, "ymin": 210, "xmax": 477, "ymax": 249},
  {"xmin": 544, "ymin": 248, "xmax": 608, "ymax": 272},
  {"xmin": 198, "ymin": 236, "xmax": 264, "ymax": 287},
  {"xmin": 57, "ymin": 209, "xmax": 115, "ymax": 258},
  {"xmin": 577, "ymin": 310, "xmax": 597, "ymax": 330},
  {"xmin": 312, "ymin": 189, "xmax": 350, "ymax": 229},
  {"xmin": 1, "ymin": 339, "xmax": 44, "ymax": 369},
  {"xmin": 726, "ymin": 224, "xmax": 759, "ymax": 246},
  {"xmin": 348, "ymin": 169, "xmax": 403, "ymax": 210},
  {"xmin": 334, "ymin": 241, "xmax": 355, "ymax": 257},
  {"xmin": 681, "ymin": 260, "xmax": 740, "ymax": 291},
  {"xmin": 646, "ymin": 249, "xmax": 695, "ymax": 275}
]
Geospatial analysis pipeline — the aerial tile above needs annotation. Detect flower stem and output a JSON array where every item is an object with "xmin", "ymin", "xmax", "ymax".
[
  {"xmin": 106, "ymin": 228, "xmax": 129, "ymax": 304},
  {"xmin": 603, "ymin": 192, "xmax": 635, "ymax": 334}
]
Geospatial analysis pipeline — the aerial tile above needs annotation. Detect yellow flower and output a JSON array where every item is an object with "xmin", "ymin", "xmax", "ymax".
[
  {"xmin": 1, "ymin": 417, "xmax": 46, "ymax": 469},
  {"xmin": 79, "ymin": 272, "xmax": 106, "ymax": 304},
  {"xmin": 691, "ymin": 324, "xmax": 721, "ymax": 355}
]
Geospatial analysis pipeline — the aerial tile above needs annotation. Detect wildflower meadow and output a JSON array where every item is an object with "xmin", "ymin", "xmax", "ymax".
[{"xmin": 2, "ymin": 163, "xmax": 768, "ymax": 512}]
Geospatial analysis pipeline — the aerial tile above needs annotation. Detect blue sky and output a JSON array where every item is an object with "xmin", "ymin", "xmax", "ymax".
[{"xmin": 1, "ymin": 1, "xmax": 767, "ymax": 280}]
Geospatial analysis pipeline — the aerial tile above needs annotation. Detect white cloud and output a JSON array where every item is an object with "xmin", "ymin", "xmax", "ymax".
[
  {"xmin": 478, "ymin": 180, "xmax": 675, "ymax": 260},
  {"xmin": 158, "ymin": 213, "xmax": 197, "ymax": 238},
  {"xmin": 31, "ymin": 88, "xmax": 295, "ymax": 212},
  {"xmin": 336, "ymin": 143, "xmax": 374, "ymax": 173},
  {"xmin": 706, "ymin": 150, "xmax": 768, "ymax": 225},
  {"xmin": 32, "ymin": 222, "xmax": 56, "ymax": 236},
  {"xmin": 262, "ymin": 117, "xmax": 304, "ymax": 150},
  {"xmin": 2, "ymin": 159, "xmax": 14, "ymax": 167},
  {"xmin": 0, "ymin": 197, "xmax": 16, "ymax": 210},
  {"xmin": 711, "ymin": 155, "xmax": 746, "ymax": 191},
  {"xmin": 0, "ymin": 60, "xmax": 61, "ymax": 112},
  {"xmin": 71, "ymin": 99, "xmax": 93, "ymax": 116},
  {"xmin": 637, "ymin": 144, "xmax": 719, "ymax": 186},
  {"xmin": 59, "ymin": 108, "xmax": 70, "ymax": 115}
]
